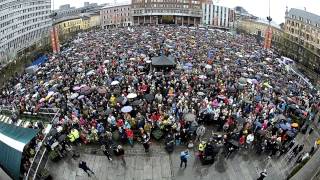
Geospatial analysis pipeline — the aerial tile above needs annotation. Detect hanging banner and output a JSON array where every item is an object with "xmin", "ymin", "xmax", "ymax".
[
  {"xmin": 54, "ymin": 26, "xmax": 60, "ymax": 53},
  {"xmin": 50, "ymin": 28, "xmax": 57, "ymax": 53}
]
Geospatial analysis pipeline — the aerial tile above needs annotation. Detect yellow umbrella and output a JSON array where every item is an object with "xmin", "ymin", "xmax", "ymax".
[{"xmin": 291, "ymin": 123, "xmax": 299, "ymax": 128}]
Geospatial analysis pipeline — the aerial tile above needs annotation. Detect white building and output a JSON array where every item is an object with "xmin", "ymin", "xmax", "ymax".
[
  {"xmin": 202, "ymin": 3, "xmax": 235, "ymax": 29},
  {"xmin": 0, "ymin": 0, "xmax": 52, "ymax": 64},
  {"xmin": 100, "ymin": 4, "xmax": 132, "ymax": 29}
]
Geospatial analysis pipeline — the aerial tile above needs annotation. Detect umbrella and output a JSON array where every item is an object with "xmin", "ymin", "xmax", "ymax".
[
  {"xmin": 238, "ymin": 78, "xmax": 247, "ymax": 85},
  {"xmin": 228, "ymin": 139, "xmax": 240, "ymax": 147},
  {"xmin": 39, "ymin": 98, "xmax": 46, "ymax": 102},
  {"xmin": 105, "ymin": 109, "xmax": 113, "ymax": 115},
  {"xmin": 127, "ymin": 93, "xmax": 137, "ymax": 99},
  {"xmin": 291, "ymin": 123, "xmax": 299, "ymax": 128},
  {"xmin": 58, "ymin": 134, "xmax": 67, "ymax": 142},
  {"xmin": 144, "ymin": 94, "xmax": 154, "ymax": 102},
  {"xmin": 97, "ymin": 87, "xmax": 107, "ymax": 94},
  {"xmin": 199, "ymin": 75, "xmax": 207, "ymax": 79},
  {"xmin": 184, "ymin": 113, "xmax": 196, "ymax": 122},
  {"xmin": 185, "ymin": 63, "xmax": 193, "ymax": 67},
  {"xmin": 117, "ymin": 96, "xmax": 124, "ymax": 103},
  {"xmin": 121, "ymin": 106, "xmax": 133, "ymax": 113},
  {"xmin": 86, "ymin": 70, "xmax": 95, "ymax": 76},
  {"xmin": 217, "ymin": 95, "xmax": 227, "ymax": 99},
  {"xmin": 197, "ymin": 92, "xmax": 205, "ymax": 96},
  {"xmin": 111, "ymin": 81, "xmax": 120, "ymax": 85},
  {"xmin": 78, "ymin": 95, "xmax": 85, "ymax": 100},
  {"xmin": 131, "ymin": 99, "xmax": 142, "ymax": 106},
  {"xmin": 279, "ymin": 123, "xmax": 291, "ymax": 130},
  {"xmin": 152, "ymin": 129, "xmax": 164, "ymax": 140},
  {"xmin": 70, "ymin": 93, "xmax": 79, "ymax": 99},
  {"xmin": 205, "ymin": 64, "xmax": 212, "ymax": 69},
  {"xmin": 63, "ymin": 87, "xmax": 69, "ymax": 91}
]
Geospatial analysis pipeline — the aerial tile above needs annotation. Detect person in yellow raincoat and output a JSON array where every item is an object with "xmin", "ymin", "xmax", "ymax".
[
  {"xmin": 68, "ymin": 129, "xmax": 80, "ymax": 143},
  {"xmin": 198, "ymin": 141, "xmax": 206, "ymax": 158},
  {"xmin": 168, "ymin": 87, "xmax": 174, "ymax": 97},
  {"xmin": 110, "ymin": 94, "xmax": 116, "ymax": 107}
]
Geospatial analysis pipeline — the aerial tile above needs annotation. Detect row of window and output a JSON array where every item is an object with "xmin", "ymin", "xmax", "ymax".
[
  {"xmin": 0, "ymin": 26, "xmax": 49, "ymax": 52},
  {"xmin": 103, "ymin": 7, "xmax": 130, "ymax": 13},
  {"xmin": 0, "ymin": 10, "xmax": 50, "ymax": 29},
  {"xmin": 0, "ymin": 0, "xmax": 50, "ymax": 11},
  {"xmin": 290, "ymin": 14, "xmax": 319, "ymax": 27}
]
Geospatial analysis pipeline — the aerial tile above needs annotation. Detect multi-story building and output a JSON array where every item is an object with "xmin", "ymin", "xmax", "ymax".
[
  {"xmin": 201, "ymin": 2, "xmax": 235, "ymax": 29},
  {"xmin": 237, "ymin": 18, "xmax": 283, "ymax": 47},
  {"xmin": 283, "ymin": 8, "xmax": 320, "ymax": 72},
  {"xmin": 54, "ymin": 13, "xmax": 100, "ymax": 41},
  {"xmin": 131, "ymin": 0, "xmax": 203, "ymax": 26},
  {"xmin": 0, "ymin": 0, "xmax": 52, "ymax": 64},
  {"xmin": 100, "ymin": 4, "xmax": 132, "ymax": 29}
]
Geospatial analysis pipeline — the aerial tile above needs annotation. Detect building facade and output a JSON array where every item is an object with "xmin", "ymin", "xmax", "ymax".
[
  {"xmin": 201, "ymin": 3, "xmax": 235, "ymax": 29},
  {"xmin": 131, "ymin": 0, "xmax": 203, "ymax": 26},
  {"xmin": 100, "ymin": 4, "xmax": 132, "ymax": 29},
  {"xmin": 283, "ymin": 8, "xmax": 320, "ymax": 73},
  {"xmin": 54, "ymin": 13, "xmax": 100, "ymax": 42},
  {"xmin": 0, "ymin": 0, "xmax": 52, "ymax": 64},
  {"xmin": 237, "ymin": 19, "xmax": 283, "ymax": 47}
]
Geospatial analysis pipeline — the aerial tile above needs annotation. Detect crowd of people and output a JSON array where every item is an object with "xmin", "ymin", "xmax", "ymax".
[{"xmin": 1, "ymin": 26, "xmax": 320, "ymax": 177}]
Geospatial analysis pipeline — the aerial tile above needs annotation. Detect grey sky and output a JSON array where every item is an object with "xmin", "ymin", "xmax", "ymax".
[{"xmin": 53, "ymin": 0, "xmax": 320, "ymax": 24}]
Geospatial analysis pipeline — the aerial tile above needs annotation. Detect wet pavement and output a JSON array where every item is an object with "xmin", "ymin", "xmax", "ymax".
[{"xmin": 46, "ymin": 143, "xmax": 287, "ymax": 180}]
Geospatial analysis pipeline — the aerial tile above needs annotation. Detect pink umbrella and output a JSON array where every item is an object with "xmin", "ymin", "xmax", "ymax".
[{"xmin": 73, "ymin": 86, "xmax": 81, "ymax": 91}]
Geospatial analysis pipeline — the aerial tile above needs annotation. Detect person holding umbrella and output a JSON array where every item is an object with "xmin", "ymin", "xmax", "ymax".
[{"xmin": 142, "ymin": 132, "xmax": 151, "ymax": 153}]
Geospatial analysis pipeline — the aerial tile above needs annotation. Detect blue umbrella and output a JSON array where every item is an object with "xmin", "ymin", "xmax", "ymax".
[
  {"xmin": 185, "ymin": 63, "xmax": 193, "ymax": 67},
  {"xmin": 279, "ymin": 123, "xmax": 291, "ymax": 130},
  {"xmin": 121, "ymin": 106, "xmax": 133, "ymax": 113}
]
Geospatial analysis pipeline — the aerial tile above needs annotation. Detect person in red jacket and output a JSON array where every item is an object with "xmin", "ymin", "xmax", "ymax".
[{"xmin": 126, "ymin": 128, "xmax": 134, "ymax": 147}]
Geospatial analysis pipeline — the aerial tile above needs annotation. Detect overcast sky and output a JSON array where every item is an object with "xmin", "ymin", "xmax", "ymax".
[{"xmin": 53, "ymin": 0, "xmax": 320, "ymax": 24}]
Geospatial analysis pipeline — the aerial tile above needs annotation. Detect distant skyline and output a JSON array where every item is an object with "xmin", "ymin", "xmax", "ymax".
[{"xmin": 53, "ymin": 0, "xmax": 320, "ymax": 24}]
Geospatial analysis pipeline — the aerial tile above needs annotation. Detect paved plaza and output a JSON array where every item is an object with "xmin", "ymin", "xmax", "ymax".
[{"xmin": 46, "ymin": 143, "xmax": 287, "ymax": 180}]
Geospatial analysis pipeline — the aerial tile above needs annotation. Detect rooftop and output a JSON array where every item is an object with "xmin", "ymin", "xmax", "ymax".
[{"xmin": 287, "ymin": 8, "xmax": 320, "ymax": 27}]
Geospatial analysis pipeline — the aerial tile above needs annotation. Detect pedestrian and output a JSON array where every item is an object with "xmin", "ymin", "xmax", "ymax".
[
  {"xmin": 142, "ymin": 133, "xmax": 150, "ymax": 152},
  {"xmin": 195, "ymin": 124, "xmax": 206, "ymax": 141},
  {"xmin": 126, "ymin": 128, "xmax": 134, "ymax": 147},
  {"xmin": 114, "ymin": 145, "xmax": 126, "ymax": 165},
  {"xmin": 101, "ymin": 144, "xmax": 112, "ymax": 161},
  {"xmin": 180, "ymin": 150, "xmax": 190, "ymax": 168},
  {"xmin": 257, "ymin": 169, "xmax": 267, "ymax": 180},
  {"xmin": 78, "ymin": 161, "xmax": 94, "ymax": 177}
]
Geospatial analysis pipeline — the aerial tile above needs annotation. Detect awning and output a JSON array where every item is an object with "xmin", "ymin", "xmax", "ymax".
[{"xmin": 0, "ymin": 122, "xmax": 39, "ymax": 180}]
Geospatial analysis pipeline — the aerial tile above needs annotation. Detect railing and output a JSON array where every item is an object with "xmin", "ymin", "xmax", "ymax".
[{"xmin": 24, "ymin": 109, "xmax": 60, "ymax": 180}]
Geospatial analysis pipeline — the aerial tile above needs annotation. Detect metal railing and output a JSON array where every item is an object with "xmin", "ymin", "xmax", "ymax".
[{"xmin": 24, "ymin": 108, "xmax": 60, "ymax": 180}]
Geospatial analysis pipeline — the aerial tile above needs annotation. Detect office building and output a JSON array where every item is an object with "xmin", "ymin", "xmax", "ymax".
[
  {"xmin": 202, "ymin": 3, "xmax": 235, "ymax": 29},
  {"xmin": 101, "ymin": 4, "xmax": 132, "ymax": 29},
  {"xmin": 131, "ymin": 0, "xmax": 203, "ymax": 26},
  {"xmin": 0, "ymin": 0, "xmax": 52, "ymax": 64}
]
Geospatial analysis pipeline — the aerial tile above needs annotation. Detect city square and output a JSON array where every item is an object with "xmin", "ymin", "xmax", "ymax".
[{"xmin": 0, "ymin": 1, "xmax": 320, "ymax": 180}]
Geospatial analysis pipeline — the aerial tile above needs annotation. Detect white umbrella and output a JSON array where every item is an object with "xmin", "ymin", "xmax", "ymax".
[
  {"xmin": 73, "ymin": 86, "xmax": 81, "ymax": 91},
  {"xmin": 205, "ymin": 64, "xmax": 212, "ymax": 69},
  {"xmin": 111, "ymin": 81, "xmax": 119, "ymax": 85},
  {"xmin": 127, "ymin": 93, "xmax": 137, "ymax": 99},
  {"xmin": 197, "ymin": 92, "xmax": 205, "ymax": 96},
  {"xmin": 78, "ymin": 95, "xmax": 85, "ymax": 100},
  {"xmin": 104, "ymin": 60, "xmax": 110, "ymax": 64},
  {"xmin": 86, "ymin": 70, "xmax": 95, "ymax": 76},
  {"xmin": 70, "ymin": 93, "xmax": 79, "ymax": 99},
  {"xmin": 146, "ymin": 60, "xmax": 151, "ymax": 63},
  {"xmin": 199, "ymin": 75, "xmax": 207, "ymax": 79},
  {"xmin": 47, "ymin": 91, "xmax": 55, "ymax": 97},
  {"xmin": 121, "ymin": 106, "xmax": 133, "ymax": 113}
]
